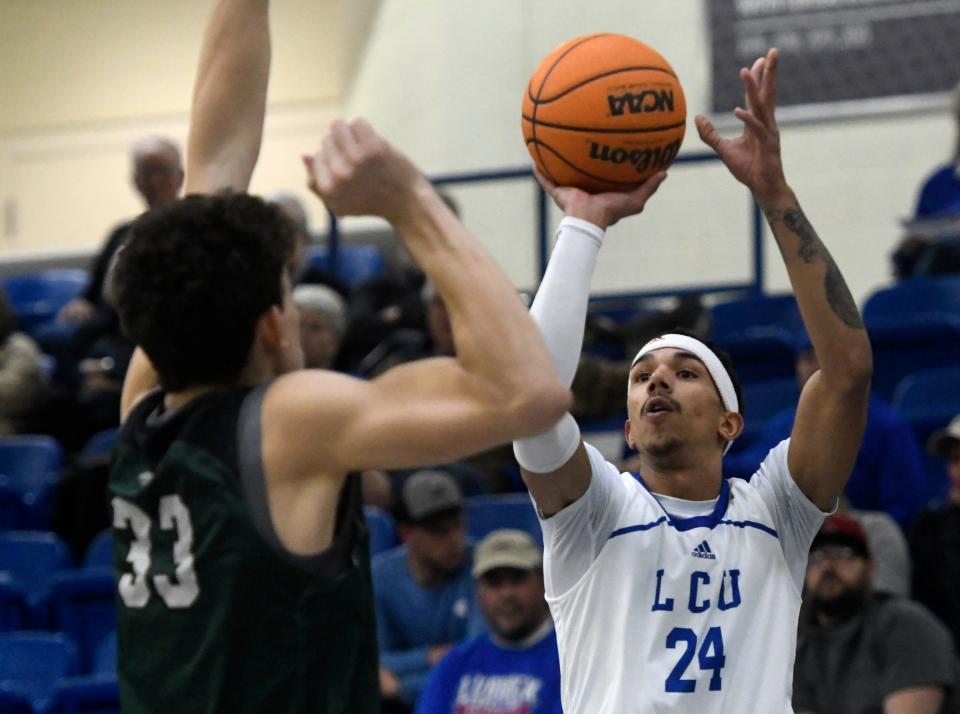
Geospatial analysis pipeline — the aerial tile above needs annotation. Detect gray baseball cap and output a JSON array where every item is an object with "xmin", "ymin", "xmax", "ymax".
[
  {"xmin": 928, "ymin": 414, "xmax": 960, "ymax": 457},
  {"xmin": 400, "ymin": 470, "xmax": 463, "ymax": 523},
  {"xmin": 472, "ymin": 529, "xmax": 542, "ymax": 578}
]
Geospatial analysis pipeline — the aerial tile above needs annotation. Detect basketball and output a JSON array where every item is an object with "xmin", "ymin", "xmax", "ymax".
[{"xmin": 522, "ymin": 33, "xmax": 686, "ymax": 193}]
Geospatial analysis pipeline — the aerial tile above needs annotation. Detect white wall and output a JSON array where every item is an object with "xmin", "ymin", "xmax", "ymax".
[
  {"xmin": 344, "ymin": 0, "xmax": 955, "ymax": 302},
  {"xmin": 0, "ymin": 0, "xmax": 344, "ymax": 260},
  {"xmin": 1, "ymin": 0, "xmax": 953, "ymax": 304}
]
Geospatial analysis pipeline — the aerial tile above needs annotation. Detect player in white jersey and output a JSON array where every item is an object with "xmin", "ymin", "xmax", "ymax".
[{"xmin": 512, "ymin": 48, "xmax": 873, "ymax": 713}]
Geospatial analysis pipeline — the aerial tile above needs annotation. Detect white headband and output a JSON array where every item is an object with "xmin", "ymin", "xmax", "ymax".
[{"xmin": 629, "ymin": 334, "xmax": 740, "ymax": 414}]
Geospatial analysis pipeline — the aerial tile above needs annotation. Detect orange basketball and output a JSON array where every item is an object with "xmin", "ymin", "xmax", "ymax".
[{"xmin": 522, "ymin": 34, "xmax": 686, "ymax": 193}]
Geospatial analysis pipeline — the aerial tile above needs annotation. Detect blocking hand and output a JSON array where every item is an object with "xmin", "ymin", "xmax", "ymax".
[
  {"xmin": 303, "ymin": 119, "xmax": 429, "ymax": 224},
  {"xmin": 695, "ymin": 48, "xmax": 787, "ymax": 205}
]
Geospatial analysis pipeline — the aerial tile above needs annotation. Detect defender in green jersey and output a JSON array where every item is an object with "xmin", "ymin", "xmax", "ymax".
[{"xmin": 108, "ymin": 1, "xmax": 570, "ymax": 712}]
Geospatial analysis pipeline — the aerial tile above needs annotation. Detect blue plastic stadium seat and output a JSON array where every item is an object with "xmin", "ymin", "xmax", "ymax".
[
  {"xmin": 81, "ymin": 429, "xmax": 119, "ymax": 459},
  {"xmin": 465, "ymin": 494, "xmax": 542, "ymax": 547},
  {"xmin": 710, "ymin": 293, "xmax": 802, "ymax": 344},
  {"xmin": 0, "ymin": 435, "xmax": 64, "ymax": 528},
  {"xmin": 43, "ymin": 674, "xmax": 120, "ymax": 714},
  {"xmin": 1, "ymin": 270, "xmax": 89, "ymax": 332},
  {"xmin": 305, "ymin": 244, "xmax": 385, "ymax": 288},
  {"xmin": 863, "ymin": 277, "xmax": 960, "ymax": 399},
  {"xmin": 363, "ymin": 507, "xmax": 398, "ymax": 556},
  {"xmin": 0, "ymin": 632, "xmax": 77, "ymax": 711},
  {"xmin": 0, "ymin": 532, "xmax": 72, "ymax": 625},
  {"xmin": 0, "ymin": 687, "xmax": 32, "ymax": 714},
  {"xmin": 709, "ymin": 294, "xmax": 803, "ymax": 386},
  {"xmin": 49, "ymin": 568, "xmax": 116, "ymax": 674},
  {"xmin": 862, "ymin": 276, "xmax": 960, "ymax": 323},
  {"xmin": 84, "ymin": 531, "xmax": 112, "ymax": 570}
]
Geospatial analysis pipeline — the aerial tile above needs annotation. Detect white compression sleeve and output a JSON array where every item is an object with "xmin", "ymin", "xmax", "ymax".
[
  {"xmin": 514, "ymin": 217, "xmax": 604, "ymax": 473},
  {"xmin": 529, "ymin": 217, "xmax": 604, "ymax": 386}
]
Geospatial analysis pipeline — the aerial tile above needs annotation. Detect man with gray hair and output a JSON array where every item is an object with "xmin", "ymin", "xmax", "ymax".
[{"xmin": 292, "ymin": 283, "xmax": 346, "ymax": 370}]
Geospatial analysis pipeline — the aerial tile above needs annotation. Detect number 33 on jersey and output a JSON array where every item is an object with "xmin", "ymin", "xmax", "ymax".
[{"xmin": 113, "ymin": 488, "xmax": 200, "ymax": 609}]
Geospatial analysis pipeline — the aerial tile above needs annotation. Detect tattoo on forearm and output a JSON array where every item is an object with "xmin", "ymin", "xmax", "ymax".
[{"xmin": 764, "ymin": 206, "xmax": 865, "ymax": 329}]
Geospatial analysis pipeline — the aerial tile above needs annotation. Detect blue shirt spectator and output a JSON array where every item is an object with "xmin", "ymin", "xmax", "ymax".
[
  {"xmin": 373, "ymin": 469, "xmax": 485, "ymax": 706},
  {"xmin": 726, "ymin": 394, "xmax": 926, "ymax": 531},
  {"xmin": 725, "ymin": 345, "xmax": 927, "ymax": 532},
  {"xmin": 417, "ymin": 628, "xmax": 561, "ymax": 714},
  {"xmin": 416, "ymin": 529, "xmax": 561, "ymax": 714}
]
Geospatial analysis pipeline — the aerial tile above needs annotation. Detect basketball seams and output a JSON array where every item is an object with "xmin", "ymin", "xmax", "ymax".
[
  {"xmin": 522, "ymin": 115, "xmax": 686, "ymax": 134},
  {"xmin": 530, "ymin": 65, "xmax": 679, "ymax": 106},
  {"xmin": 531, "ymin": 33, "xmax": 612, "ymax": 185}
]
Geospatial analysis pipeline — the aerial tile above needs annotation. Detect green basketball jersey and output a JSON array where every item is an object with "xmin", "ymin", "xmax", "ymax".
[{"xmin": 109, "ymin": 387, "xmax": 379, "ymax": 713}]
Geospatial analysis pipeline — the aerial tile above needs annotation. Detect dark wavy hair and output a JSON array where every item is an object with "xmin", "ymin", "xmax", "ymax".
[{"xmin": 112, "ymin": 192, "xmax": 295, "ymax": 392}]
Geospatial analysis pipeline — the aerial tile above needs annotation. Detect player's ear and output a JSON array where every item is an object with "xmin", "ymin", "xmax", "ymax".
[
  {"xmin": 257, "ymin": 305, "xmax": 288, "ymax": 352},
  {"xmin": 719, "ymin": 410, "xmax": 744, "ymax": 442},
  {"xmin": 624, "ymin": 417, "xmax": 635, "ymax": 449}
]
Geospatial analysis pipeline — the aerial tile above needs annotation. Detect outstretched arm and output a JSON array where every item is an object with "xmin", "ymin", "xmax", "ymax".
[
  {"xmin": 185, "ymin": 0, "xmax": 270, "ymax": 194},
  {"xmin": 121, "ymin": 0, "xmax": 271, "ymax": 420},
  {"xmin": 264, "ymin": 121, "xmax": 572, "ymax": 477},
  {"xmin": 514, "ymin": 172, "xmax": 667, "ymax": 517},
  {"xmin": 696, "ymin": 48, "xmax": 872, "ymax": 510}
]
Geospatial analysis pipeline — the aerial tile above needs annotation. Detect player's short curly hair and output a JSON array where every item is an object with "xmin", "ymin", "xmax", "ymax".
[
  {"xmin": 112, "ymin": 192, "xmax": 296, "ymax": 392},
  {"xmin": 667, "ymin": 327, "xmax": 746, "ymax": 417}
]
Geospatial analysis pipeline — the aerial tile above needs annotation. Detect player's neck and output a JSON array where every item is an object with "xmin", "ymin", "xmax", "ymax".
[{"xmin": 638, "ymin": 453, "xmax": 723, "ymax": 501}]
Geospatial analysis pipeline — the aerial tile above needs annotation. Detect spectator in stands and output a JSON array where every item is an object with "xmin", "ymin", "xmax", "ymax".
[
  {"xmin": 48, "ymin": 137, "xmax": 183, "ymax": 363},
  {"xmin": 374, "ymin": 469, "xmax": 483, "ymax": 710},
  {"xmin": 839, "ymin": 498, "xmax": 910, "ymax": 597},
  {"xmin": 725, "ymin": 338, "xmax": 927, "ymax": 532},
  {"xmin": 793, "ymin": 514, "xmax": 956, "ymax": 713},
  {"xmin": 269, "ymin": 192, "xmax": 350, "ymax": 298},
  {"xmin": 416, "ymin": 529, "xmax": 561, "ymax": 714},
  {"xmin": 911, "ymin": 414, "xmax": 960, "ymax": 651},
  {"xmin": 0, "ymin": 288, "xmax": 49, "ymax": 434},
  {"xmin": 292, "ymin": 284, "xmax": 346, "ymax": 370}
]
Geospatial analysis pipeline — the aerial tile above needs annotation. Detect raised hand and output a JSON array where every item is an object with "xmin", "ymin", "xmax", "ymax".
[
  {"xmin": 302, "ymin": 119, "xmax": 430, "ymax": 225},
  {"xmin": 695, "ymin": 48, "xmax": 787, "ymax": 206},
  {"xmin": 535, "ymin": 168, "xmax": 668, "ymax": 230}
]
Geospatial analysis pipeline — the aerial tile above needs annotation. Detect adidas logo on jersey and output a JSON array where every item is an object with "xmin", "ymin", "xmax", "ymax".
[{"xmin": 692, "ymin": 541, "xmax": 716, "ymax": 560}]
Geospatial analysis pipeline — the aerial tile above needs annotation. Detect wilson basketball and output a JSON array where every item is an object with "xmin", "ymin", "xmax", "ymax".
[{"xmin": 522, "ymin": 34, "xmax": 686, "ymax": 193}]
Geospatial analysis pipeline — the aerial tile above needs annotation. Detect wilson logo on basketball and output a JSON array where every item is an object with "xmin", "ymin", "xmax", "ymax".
[
  {"xmin": 607, "ymin": 90, "xmax": 676, "ymax": 116},
  {"xmin": 589, "ymin": 139, "xmax": 682, "ymax": 174}
]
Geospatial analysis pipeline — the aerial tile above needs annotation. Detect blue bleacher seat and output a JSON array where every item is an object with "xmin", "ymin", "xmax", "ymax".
[
  {"xmin": 0, "ymin": 572, "xmax": 25, "ymax": 632},
  {"xmin": 305, "ymin": 244, "xmax": 385, "ymax": 288},
  {"xmin": 43, "ymin": 674, "xmax": 120, "ymax": 714},
  {"xmin": 0, "ymin": 435, "xmax": 64, "ymax": 528},
  {"xmin": 0, "ymin": 687, "xmax": 32, "ymax": 714},
  {"xmin": 1, "ymin": 270, "xmax": 89, "ymax": 332},
  {"xmin": 49, "ymin": 569, "xmax": 116, "ymax": 674},
  {"xmin": 363, "ymin": 507, "xmax": 398, "ymax": 556},
  {"xmin": 465, "ymin": 494, "xmax": 542, "ymax": 547},
  {"xmin": 734, "ymin": 377, "xmax": 800, "ymax": 450},
  {"xmin": 891, "ymin": 366, "xmax": 960, "ymax": 503},
  {"xmin": 0, "ymin": 532, "xmax": 71, "ymax": 625},
  {"xmin": 710, "ymin": 293, "xmax": 802, "ymax": 344},
  {"xmin": 862, "ymin": 275, "xmax": 960, "ymax": 323},
  {"xmin": 863, "ymin": 277, "xmax": 960, "ymax": 399},
  {"xmin": 0, "ymin": 632, "xmax": 77, "ymax": 711},
  {"xmin": 709, "ymin": 293, "xmax": 803, "ymax": 385},
  {"xmin": 81, "ymin": 429, "xmax": 119, "ymax": 459},
  {"xmin": 0, "ymin": 485, "xmax": 30, "ymax": 531},
  {"xmin": 84, "ymin": 532, "xmax": 112, "ymax": 570}
]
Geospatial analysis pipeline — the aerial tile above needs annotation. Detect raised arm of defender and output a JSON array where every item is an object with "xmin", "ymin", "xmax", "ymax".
[{"xmin": 696, "ymin": 48, "xmax": 872, "ymax": 510}]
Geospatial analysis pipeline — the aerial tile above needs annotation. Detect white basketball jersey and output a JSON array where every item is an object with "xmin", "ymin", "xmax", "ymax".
[{"xmin": 539, "ymin": 439, "xmax": 827, "ymax": 714}]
